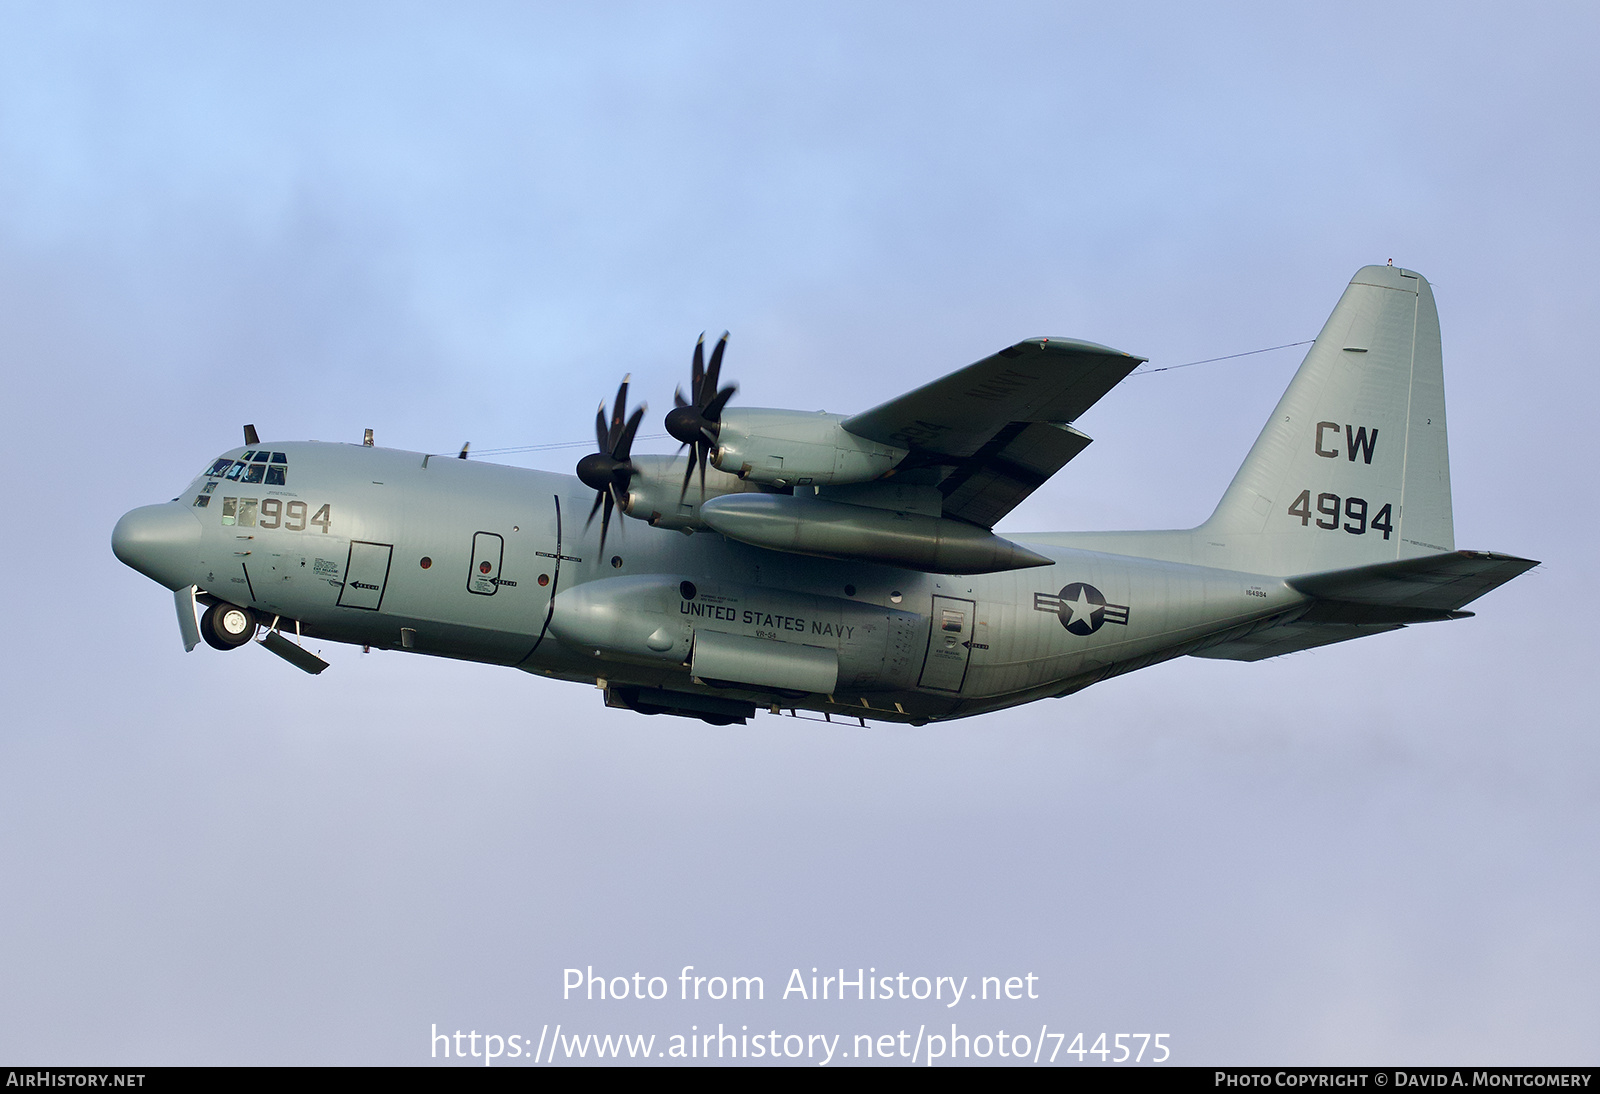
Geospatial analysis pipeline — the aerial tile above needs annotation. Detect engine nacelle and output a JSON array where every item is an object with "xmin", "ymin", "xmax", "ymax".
[
  {"xmin": 699, "ymin": 493, "xmax": 1054, "ymax": 574},
  {"xmin": 713, "ymin": 409, "xmax": 907, "ymax": 487},
  {"xmin": 620, "ymin": 454, "xmax": 766, "ymax": 531}
]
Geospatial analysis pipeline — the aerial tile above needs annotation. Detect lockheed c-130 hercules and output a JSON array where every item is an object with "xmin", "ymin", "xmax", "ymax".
[{"xmin": 113, "ymin": 265, "xmax": 1534, "ymax": 725}]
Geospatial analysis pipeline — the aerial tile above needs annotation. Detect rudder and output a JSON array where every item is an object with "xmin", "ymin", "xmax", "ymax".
[{"xmin": 1200, "ymin": 265, "xmax": 1453, "ymax": 576}]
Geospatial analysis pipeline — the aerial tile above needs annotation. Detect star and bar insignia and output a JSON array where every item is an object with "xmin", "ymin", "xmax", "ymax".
[{"xmin": 1033, "ymin": 582, "xmax": 1131, "ymax": 636}]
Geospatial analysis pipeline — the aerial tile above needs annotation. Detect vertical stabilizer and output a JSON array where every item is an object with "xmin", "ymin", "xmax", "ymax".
[{"xmin": 1199, "ymin": 266, "xmax": 1453, "ymax": 575}]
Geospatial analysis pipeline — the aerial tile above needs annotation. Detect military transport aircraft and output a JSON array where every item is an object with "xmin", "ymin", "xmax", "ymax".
[{"xmin": 113, "ymin": 265, "xmax": 1535, "ymax": 725}]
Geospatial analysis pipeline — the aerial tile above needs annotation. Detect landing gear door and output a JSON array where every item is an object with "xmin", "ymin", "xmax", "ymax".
[
  {"xmin": 469, "ymin": 532, "xmax": 503, "ymax": 595},
  {"xmin": 337, "ymin": 541, "xmax": 394, "ymax": 610},
  {"xmin": 918, "ymin": 595, "xmax": 975, "ymax": 692}
]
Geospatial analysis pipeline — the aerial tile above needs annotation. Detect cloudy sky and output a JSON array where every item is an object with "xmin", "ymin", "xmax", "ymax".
[{"xmin": 1, "ymin": 2, "xmax": 1594, "ymax": 1065}]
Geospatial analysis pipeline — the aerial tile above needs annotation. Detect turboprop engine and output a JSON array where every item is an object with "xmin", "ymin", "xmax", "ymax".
[
  {"xmin": 618, "ymin": 454, "xmax": 767, "ymax": 531},
  {"xmin": 711, "ymin": 408, "xmax": 908, "ymax": 487},
  {"xmin": 661, "ymin": 332, "xmax": 907, "ymax": 489}
]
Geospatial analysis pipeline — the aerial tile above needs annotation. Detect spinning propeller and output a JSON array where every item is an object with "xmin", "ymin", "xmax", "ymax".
[
  {"xmin": 575, "ymin": 376, "xmax": 645, "ymax": 554},
  {"xmin": 664, "ymin": 333, "xmax": 737, "ymax": 501}
]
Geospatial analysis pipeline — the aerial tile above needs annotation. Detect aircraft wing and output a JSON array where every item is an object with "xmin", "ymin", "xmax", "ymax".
[{"xmin": 842, "ymin": 338, "xmax": 1145, "ymax": 527}]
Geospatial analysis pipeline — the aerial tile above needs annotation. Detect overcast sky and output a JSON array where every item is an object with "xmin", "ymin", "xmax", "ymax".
[{"xmin": 1, "ymin": 2, "xmax": 1595, "ymax": 1066}]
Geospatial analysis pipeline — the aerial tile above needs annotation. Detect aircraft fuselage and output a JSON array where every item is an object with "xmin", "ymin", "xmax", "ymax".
[{"xmin": 115, "ymin": 439, "xmax": 1307, "ymax": 724}]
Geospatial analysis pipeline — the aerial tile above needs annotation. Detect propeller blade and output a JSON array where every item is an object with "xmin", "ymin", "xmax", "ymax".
[
  {"xmin": 666, "ymin": 331, "xmax": 736, "ymax": 496},
  {"xmin": 674, "ymin": 385, "xmax": 689, "ymax": 409},
  {"xmin": 585, "ymin": 488, "xmax": 604, "ymax": 529},
  {"xmin": 594, "ymin": 403, "xmax": 609, "ymax": 454},
  {"xmin": 609, "ymin": 375, "xmax": 631, "ymax": 448},
  {"xmin": 705, "ymin": 383, "xmax": 736, "ymax": 423},
  {"xmin": 597, "ymin": 489, "xmax": 615, "ymax": 555},
  {"xmin": 678, "ymin": 450, "xmax": 696, "ymax": 504},
  {"xmin": 704, "ymin": 333, "xmax": 728, "ymax": 399},
  {"xmin": 615, "ymin": 405, "xmax": 646, "ymax": 461}
]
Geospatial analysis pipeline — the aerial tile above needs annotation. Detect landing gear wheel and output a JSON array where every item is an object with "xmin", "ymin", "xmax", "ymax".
[{"xmin": 201, "ymin": 603, "xmax": 257, "ymax": 650}]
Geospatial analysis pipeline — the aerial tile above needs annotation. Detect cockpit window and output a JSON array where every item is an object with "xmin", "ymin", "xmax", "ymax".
[{"xmin": 211, "ymin": 450, "xmax": 289, "ymax": 491}]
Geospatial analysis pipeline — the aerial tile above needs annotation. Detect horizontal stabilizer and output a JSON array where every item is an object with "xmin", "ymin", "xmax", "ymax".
[
  {"xmin": 1191, "ymin": 621, "xmax": 1407, "ymax": 662},
  {"xmin": 1287, "ymin": 550, "xmax": 1538, "ymax": 612},
  {"xmin": 1193, "ymin": 550, "xmax": 1535, "ymax": 662}
]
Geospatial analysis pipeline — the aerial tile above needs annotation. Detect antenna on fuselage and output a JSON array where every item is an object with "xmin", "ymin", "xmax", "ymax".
[
  {"xmin": 458, "ymin": 442, "xmax": 470, "ymax": 460},
  {"xmin": 243, "ymin": 424, "xmax": 259, "ymax": 446},
  {"xmin": 363, "ymin": 428, "xmax": 374, "ymax": 447}
]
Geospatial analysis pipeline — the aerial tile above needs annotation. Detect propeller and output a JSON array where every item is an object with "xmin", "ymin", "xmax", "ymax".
[
  {"xmin": 575, "ymin": 376, "xmax": 645, "ymax": 555},
  {"xmin": 664, "ymin": 332, "xmax": 737, "ymax": 502}
]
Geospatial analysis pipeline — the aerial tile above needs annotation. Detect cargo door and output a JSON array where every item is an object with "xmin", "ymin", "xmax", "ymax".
[
  {"xmin": 337, "ymin": 541, "xmax": 394, "ymax": 610},
  {"xmin": 918, "ymin": 595, "xmax": 975, "ymax": 692}
]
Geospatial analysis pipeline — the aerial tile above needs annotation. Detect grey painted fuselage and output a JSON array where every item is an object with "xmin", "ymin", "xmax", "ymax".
[
  {"xmin": 127, "ymin": 441, "xmax": 1304, "ymax": 723},
  {"xmin": 112, "ymin": 266, "xmax": 1534, "ymax": 723}
]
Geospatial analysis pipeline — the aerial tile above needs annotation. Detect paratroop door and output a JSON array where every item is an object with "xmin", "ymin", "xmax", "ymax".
[{"xmin": 918, "ymin": 595, "xmax": 974, "ymax": 692}]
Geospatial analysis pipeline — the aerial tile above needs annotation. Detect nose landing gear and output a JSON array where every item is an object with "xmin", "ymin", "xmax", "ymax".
[{"xmin": 201, "ymin": 602, "xmax": 257, "ymax": 650}]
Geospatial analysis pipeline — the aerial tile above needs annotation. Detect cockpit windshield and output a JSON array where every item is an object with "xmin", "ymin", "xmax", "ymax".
[{"xmin": 198, "ymin": 450, "xmax": 291, "ymax": 499}]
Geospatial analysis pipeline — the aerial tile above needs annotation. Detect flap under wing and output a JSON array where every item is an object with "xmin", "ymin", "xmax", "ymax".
[
  {"xmin": 843, "ymin": 337, "xmax": 1145, "ymax": 458},
  {"xmin": 938, "ymin": 420, "xmax": 1092, "ymax": 527},
  {"xmin": 842, "ymin": 337, "xmax": 1144, "ymax": 527}
]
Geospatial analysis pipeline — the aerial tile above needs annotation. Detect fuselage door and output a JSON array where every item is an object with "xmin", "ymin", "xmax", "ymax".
[
  {"xmin": 469, "ymin": 532, "xmax": 504, "ymax": 595},
  {"xmin": 337, "ymin": 541, "xmax": 394, "ymax": 610},
  {"xmin": 918, "ymin": 595, "xmax": 975, "ymax": 692}
]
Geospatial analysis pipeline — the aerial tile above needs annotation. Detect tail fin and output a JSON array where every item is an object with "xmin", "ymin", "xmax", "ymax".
[{"xmin": 1200, "ymin": 265, "xmax": 1453, "ymax": 576}]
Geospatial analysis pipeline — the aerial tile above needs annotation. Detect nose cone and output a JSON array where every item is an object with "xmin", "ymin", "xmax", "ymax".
[{"xmin": 112, "ymin": 503, "xmax": 204, "ymax": 590}]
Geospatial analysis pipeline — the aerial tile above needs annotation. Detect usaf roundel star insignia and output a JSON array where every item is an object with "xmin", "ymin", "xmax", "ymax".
[{"xmin": 1033, "ymin": 582, "xmax": 1131, "ymax": 636}]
